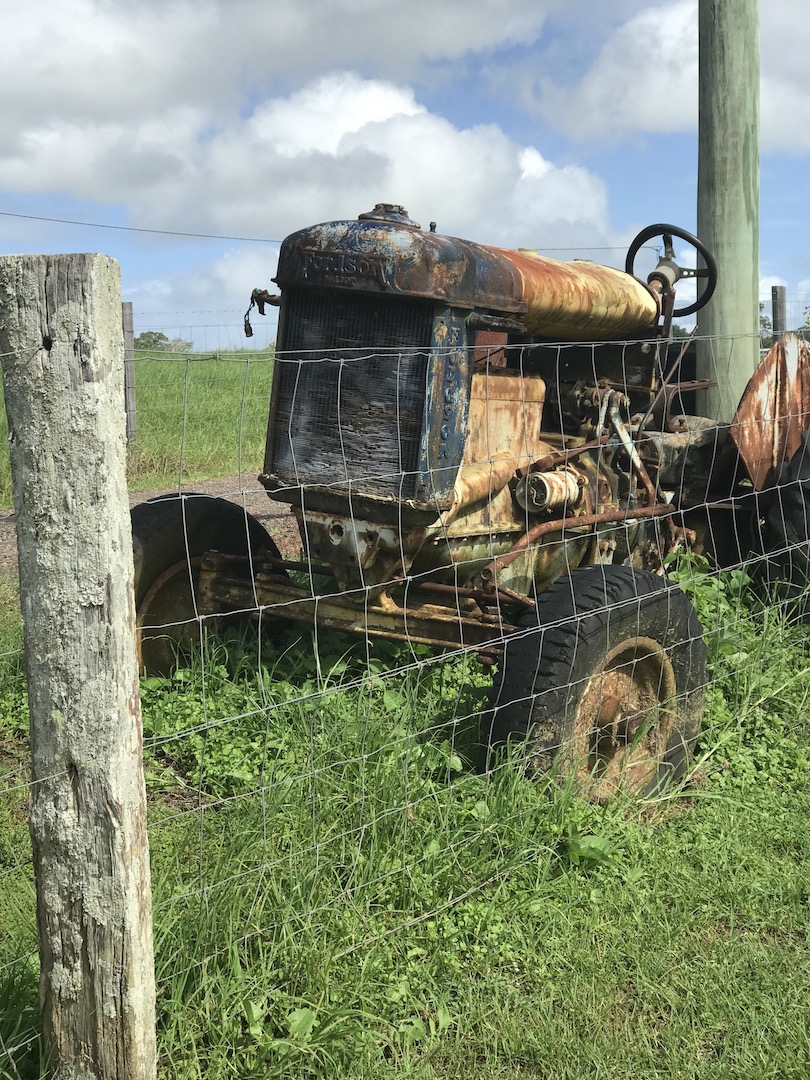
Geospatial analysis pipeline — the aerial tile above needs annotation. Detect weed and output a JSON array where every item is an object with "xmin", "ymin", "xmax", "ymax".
[{"xmin": 668, "ymin": 552, "xmax": 810, "ymax": 789}]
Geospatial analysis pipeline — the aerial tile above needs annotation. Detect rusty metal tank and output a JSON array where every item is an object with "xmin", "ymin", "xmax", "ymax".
[
  {"xmin": 489, "ymin": 246, "xmax": 661, "ymax": 340},
  {"xmin": 273, "ymin": 203, "xmax": 661, "ymax": 342}
]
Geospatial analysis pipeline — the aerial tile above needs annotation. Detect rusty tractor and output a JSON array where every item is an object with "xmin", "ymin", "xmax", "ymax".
[{"xmin": 132, "ymin": 203, "xmax": 810, "ymax": 800}]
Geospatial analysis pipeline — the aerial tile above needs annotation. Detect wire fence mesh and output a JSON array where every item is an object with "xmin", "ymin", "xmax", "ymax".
[{"xmin": 1, "ymin": 327, "xmax": 809, "ymax": 1077}]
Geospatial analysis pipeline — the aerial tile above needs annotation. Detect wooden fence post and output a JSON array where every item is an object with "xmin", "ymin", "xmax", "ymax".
[
  {"xmin": 771, "ymin": 284, "xmax": 787, "ymax": 336},
  {"xmin": 0, "ymin": 255, "xmax": 156, "ymax": 1079},
  {"xmin": 122, "ymin": 300, "xmax": 137, "ymax": 443}
]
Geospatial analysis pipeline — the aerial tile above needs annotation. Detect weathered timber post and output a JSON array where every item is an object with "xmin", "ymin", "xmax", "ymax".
[
  {"xmin": 122, "ymin": 301, "xmax": 137, "ymax": 443},
  {"xmin": 771, "ymin": 284, "xmax": 787, "ymax": 337},
  {"xmin": 697, "ymin": 0, "xmax": 760, "ymax": 422},
  {"xmin": 0, "ymin": 255, "xmax": 156, "ymax": 1080}
]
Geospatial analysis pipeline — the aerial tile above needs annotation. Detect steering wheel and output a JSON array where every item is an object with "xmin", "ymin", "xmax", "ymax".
[{"xmin": 625, "ymin": 223, "xmax": 718, "ymax": 318}]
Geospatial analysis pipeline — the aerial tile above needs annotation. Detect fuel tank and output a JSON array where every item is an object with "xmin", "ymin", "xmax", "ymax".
[
  {"xmin": 489, "ymin": 246, "xmax": 661, "ymax": 341},
  {"xmin": 273, "ymin": 203, "xmax": 661, "ymax": 342}
]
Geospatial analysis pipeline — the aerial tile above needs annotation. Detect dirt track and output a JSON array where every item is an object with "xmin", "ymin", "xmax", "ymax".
[{"xmin": 0, "ymin": 475, "xmax": 301, "ymax": 580}]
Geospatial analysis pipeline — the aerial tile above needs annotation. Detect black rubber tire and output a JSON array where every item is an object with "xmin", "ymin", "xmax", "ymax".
[
  {"xmin": 483, "ymin": 565, "xmax": 707, "ymax": 800},
  {"xmin": 132, "ymin": 493, "xmax": 282, "ymax": 674},
  {"xmin": 760, "ymin": 431, "xmax": 810, "ymax": 614}
]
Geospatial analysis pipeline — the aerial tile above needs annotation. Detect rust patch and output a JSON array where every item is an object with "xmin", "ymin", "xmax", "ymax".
[
  {"xmin": 473, "ymin": 329, "xmax": 508, "ymax": 367},
  {"xmin": 731, "ymin": 333, "xmax": 810, "ymax": 491},
  {"xmin": 489, "ymin": 247, "xmax": 661, "ymax": 341},
  {"xmin": 571, "ymin": 635, "xmax": 677, "ymax": 802},
  {"xmin": 464, "ymin": 368, "xmax": 546, "ymax": 468},
  {"xmin": 480, "ymin": 502, "xmax": 677, "ymax": 580}
]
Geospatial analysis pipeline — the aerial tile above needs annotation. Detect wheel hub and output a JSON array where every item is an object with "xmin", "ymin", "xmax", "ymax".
[{"xmin": 574, "ymin": 635, "xmax": 677, "ymax": 800}]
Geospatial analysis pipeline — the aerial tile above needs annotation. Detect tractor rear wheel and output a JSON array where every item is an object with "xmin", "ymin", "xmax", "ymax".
[
  {"xmin": 483, "ymin": 565, "xmax": 707, "ymax": 801},
  {"xmin": 131, "ymin": 493, "xmax": 282, "ymax": 675}
]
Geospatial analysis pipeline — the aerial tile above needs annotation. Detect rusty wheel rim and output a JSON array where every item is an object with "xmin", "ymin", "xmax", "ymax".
[
  {"xmin": 572, "ymin": 635, "xmax": 676, "ymax": 800},
  {"xmin": 136, "ymin": 557, "xmax": 205, "ymax": 674}
]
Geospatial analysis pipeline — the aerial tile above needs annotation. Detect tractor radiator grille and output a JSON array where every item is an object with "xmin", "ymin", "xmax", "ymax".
[{"xmin": 270, "ymin": 290, "xmax": 433, "ymax": 498}]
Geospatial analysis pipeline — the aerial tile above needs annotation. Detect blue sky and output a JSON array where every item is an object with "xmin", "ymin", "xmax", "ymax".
[{"xmin": 1, "ymin": 0, "xmax": 807, "ymax": 348}]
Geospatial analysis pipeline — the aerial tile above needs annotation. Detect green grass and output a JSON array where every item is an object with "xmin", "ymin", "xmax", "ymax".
[
  {"xmin": 0, "ymin": 349, "xmax": 275, "ymax": 506},
  {"xmin": 1, "ymin": 561, "xmax": 809, "ymax": 1078},
  {"xmin": 126, "ymin": 351, "xmax": 275, "ymax": 492}
]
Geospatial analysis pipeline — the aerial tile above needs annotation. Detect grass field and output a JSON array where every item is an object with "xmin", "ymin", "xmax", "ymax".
[
  {"xmin": 0, "ymin": 349, "xmax": 275, "ymax": 506},
  {"xmin": 0, "ymin": 557, "xmax": 808, "ymax": 1079},
  {"xmin": 0, "ymin": 353, "xmax": 808, "ymax": 1077}
]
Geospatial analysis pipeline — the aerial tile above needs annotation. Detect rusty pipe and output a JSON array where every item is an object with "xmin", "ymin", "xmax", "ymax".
[
  {"xmin": 402, "ymin": 580, "xmax": 536, "ymax": 609},
  {"xmin": 515, "ymin": 436, "xmax": 612, "ymax": 479},
  {"xmin": 480, "ymin": 502, "xmax": 677, "ymax": 581},
  {"xmin": 606, "ymin": 398, "xmax": 658, "ymax": 505}
]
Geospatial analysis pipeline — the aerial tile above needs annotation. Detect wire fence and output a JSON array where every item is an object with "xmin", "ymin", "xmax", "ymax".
[{"xmin": 1, "ymin": 328, "xmax": 809, "ymax": 1077}]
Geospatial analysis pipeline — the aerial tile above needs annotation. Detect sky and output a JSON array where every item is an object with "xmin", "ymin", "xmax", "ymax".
[{"xmin": 1, "ymin": 0, "xmax": 808, "ymax": 350}]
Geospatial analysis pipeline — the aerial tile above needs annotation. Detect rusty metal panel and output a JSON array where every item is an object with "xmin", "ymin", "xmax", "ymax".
[
  {"xmin": 433, "ymin": 369, "xmax": 551, "ymax": 542},
  {"xmin": 464, "ymin": 369, "xmax": 546, "ymax": 468},
  {"xmin": 489, "ymin": 247, "xmax": 661, "ymax": 341},
  {"xmin": 417, "ymin": 309, "xmax": 471, "ymax": 506},
  {"xmin": 730, "ymin": 333, "xmax": 810, "ymax": 491}
]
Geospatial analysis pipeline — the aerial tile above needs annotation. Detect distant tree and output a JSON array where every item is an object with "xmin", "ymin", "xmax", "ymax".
[
  {"xmin": 670, "ymin": 324, "xmax": 692, "ymax": 339},
  {"xmin": 134, "ymin": 331, "xmax": 192, "ymax": 354},
  {"xmin": 759, "ymin": 302, "xmax": 773, "ymax": 349},
  {"xmin": 134, "ymin": 331, "xmax": 169, "ymax": 352},
  {"xmin": 790, "ymin": 306, "xmax": 810, "ymax": 341}
]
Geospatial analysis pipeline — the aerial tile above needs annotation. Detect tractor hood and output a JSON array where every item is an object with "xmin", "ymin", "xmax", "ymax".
[{"xmin": 273, "ymin": 203, "xmax": 662, "ymax": 341}]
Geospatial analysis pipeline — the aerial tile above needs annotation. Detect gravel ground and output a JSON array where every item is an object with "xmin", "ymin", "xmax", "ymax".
[{"xmin": 0, "ymin": 475, "xmax": 301, "ymax": 580}]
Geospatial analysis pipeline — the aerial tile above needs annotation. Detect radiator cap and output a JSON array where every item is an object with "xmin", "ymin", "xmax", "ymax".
[{"xmin": 358, "ymin": 203, "xmax": 421, "ymax": 229}]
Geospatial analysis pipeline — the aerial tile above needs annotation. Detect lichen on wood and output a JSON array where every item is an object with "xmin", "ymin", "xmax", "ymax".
[{"xmin": 0, "ymin": 254, "xmax": 157, "ymax": 1080}]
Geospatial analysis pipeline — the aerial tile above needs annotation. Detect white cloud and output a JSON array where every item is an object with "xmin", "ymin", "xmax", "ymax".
[
  {"xmin": 520, "ymin": 148, "xmax": 552, "ymax": 180},
  {"xmin": 0, "ymin": 0, "xmax": 557, "ymax": 139},
  {"xmin": 530, "ymin": 1, "xmax": 697, "ymax": 140},
  {"xmin": 761, "ymin": 15, "xmax": 810, "ymax": 154},
  {"xmin": 525, "ymin": 0, "xmax": 810, "ymax": 153},
  {"xmin": 0, "ymin": 69, "xmax": 618, "ymax": 253},
  {"xmin": 96, "ymin": 64, "xmax": 621, "ymax": 347},
  {"xmin": 252, "ymin": 75, "xmax": 424, "ymax": 157},
  {"xmin": 126, "ymin": 246, "xmax": 282, "ymax": 352}
]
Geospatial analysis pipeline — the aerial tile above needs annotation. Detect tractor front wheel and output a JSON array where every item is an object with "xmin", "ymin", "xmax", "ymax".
[{"xmin": 483, "ymin": 566, "xmax": 707, "ymax": 801}]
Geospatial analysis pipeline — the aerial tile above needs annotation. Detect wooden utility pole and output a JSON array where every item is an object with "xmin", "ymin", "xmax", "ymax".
[
  {"xmin": 697, "ymin": 0, "xmax": 760, "ymax": 421},
  {"xmin": 0, "ymin": 255, "xmax": 156, "ymax": 1079}
]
